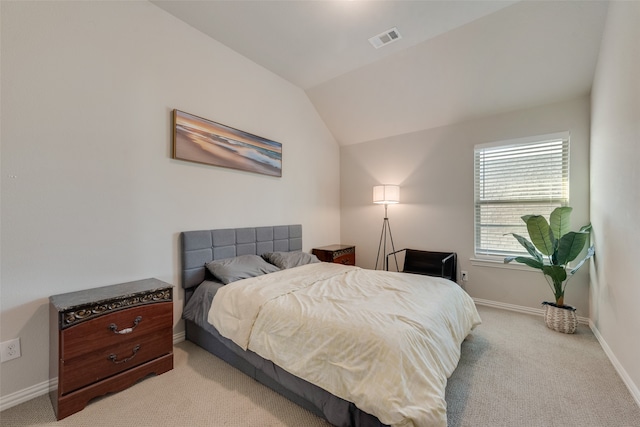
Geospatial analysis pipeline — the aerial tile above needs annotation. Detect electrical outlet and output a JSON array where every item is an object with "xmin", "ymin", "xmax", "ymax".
[
  {"xmin": 461, "ymin": 271, "xmax": 469, "ymax": 281},
  {"xmin": 1, "ymin": 338, "xmax": 21, "ymax": 362}
]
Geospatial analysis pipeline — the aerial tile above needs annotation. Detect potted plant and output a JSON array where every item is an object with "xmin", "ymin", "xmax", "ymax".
[{"xmin": 504, "ymin": 206, "xmax": 594, "ymax": 333}]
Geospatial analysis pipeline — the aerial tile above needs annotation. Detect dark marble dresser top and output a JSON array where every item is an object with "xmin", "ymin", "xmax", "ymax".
[{"xmin": 50, "ymin": 278, "xmax": 173, "ymax": 311}]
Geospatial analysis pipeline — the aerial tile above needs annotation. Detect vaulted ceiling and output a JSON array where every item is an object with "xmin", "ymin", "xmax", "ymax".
[{"xmin": 152, "ymin": 0, "xmax": 609, "ymax": 146}]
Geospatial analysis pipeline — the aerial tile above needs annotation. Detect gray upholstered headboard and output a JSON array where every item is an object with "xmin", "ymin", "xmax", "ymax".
[{"xmin": 180, "ymin": 224, "xmax": 302, "ymax": 292}]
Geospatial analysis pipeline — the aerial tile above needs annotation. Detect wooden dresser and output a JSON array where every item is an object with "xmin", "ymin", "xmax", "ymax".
[
  {"xmin": 49, "ymin": 278, "xmax": 173, "ymax": 420},
  {"xmin": 312, "ymin": 244, "xmax": 356, "ymax": 266}
]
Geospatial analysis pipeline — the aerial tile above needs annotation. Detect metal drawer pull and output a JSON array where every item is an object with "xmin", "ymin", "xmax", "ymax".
[
  {"xmin": 108, "ymin": 316, "xmax": 142, "ymax": 334},
  {"xmin": 108, "ymin": 345, "xmax": 141, "ymax": 364}
]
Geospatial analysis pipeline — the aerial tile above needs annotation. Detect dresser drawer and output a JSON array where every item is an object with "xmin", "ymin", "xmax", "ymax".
[
  {"xmin": 61, "ymin": 302, "xmax": 172, "ymax": 360},
  {"xmin": 59, "ymin": 327, "xmax": 172, "ymax": 395}
]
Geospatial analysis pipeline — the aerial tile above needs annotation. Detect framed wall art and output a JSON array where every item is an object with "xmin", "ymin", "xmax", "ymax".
[{"xmin": 172, "ymin": 109, "xmax": 282, "ymax": 177}]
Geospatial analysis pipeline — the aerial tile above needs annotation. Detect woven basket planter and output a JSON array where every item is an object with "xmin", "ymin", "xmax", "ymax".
[{"xmin": 542, "ymin": 302, "xmax": 577, "ymax": 334}]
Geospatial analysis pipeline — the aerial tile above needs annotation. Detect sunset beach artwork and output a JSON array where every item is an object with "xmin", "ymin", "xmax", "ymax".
[{"xmin": 172, "ymin": 109, "xmax": 282, "ymax": 177}]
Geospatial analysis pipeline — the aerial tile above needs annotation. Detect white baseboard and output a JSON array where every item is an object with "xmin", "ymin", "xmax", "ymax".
[
  {"xmin": 173, "ymin": 331, "xmax": 185, "ymax": 345},
  {"xmin": 0, "ymin": 378, "xmax": 53, "ymax": 412},
  {"xmin": 472, "ymin": 297, "xmax": 590, "ymax": 324},
  {"xmin": 0, "ymin": 332, "xmax": 186, "ymax": 412},
  {"xmin": 589, "ymin": 320, "xmax": 640, "ymax": 408}
]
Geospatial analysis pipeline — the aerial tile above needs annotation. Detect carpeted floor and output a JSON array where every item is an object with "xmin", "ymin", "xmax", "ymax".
[
  {"xmin": 1, "ymin": 305, "xmax": 639, "ymax": 426},
  {"xmin": 445, "ymin": 306, "xmax": 640, "ymax": 427}
]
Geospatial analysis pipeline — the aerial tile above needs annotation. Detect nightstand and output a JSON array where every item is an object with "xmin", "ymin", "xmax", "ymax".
[
  {"xmin": 312, "ymin": 245, "xmax": 356, "ymax": 266},
  {"xmin": 49, "ymin": 278, "xmax": 174, "ymax": 420}
]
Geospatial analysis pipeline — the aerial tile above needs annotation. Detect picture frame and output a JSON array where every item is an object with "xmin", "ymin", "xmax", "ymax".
[{"xmin": 172, "ymin": 109, "xmax": 282, "ymax": 177}]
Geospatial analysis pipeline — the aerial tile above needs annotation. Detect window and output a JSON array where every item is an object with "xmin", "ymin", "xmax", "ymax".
[{"xmin": 474, "ymin": 132, "xmax": 569, "ymax": 258}]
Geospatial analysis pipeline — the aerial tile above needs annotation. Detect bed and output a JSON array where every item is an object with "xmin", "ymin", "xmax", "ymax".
[{"xmin": 180, "ymin": 225, "xmax": 481, "ymax": 427}]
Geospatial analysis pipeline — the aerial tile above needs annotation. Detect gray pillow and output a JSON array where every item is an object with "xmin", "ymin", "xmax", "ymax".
[
  {"xmin": 205, "ymin": 254, "xmax": 280, "ymax": 284},
  {"xmin": 262, "ymin": 251, "xmax": 320, "ymax": 269}
]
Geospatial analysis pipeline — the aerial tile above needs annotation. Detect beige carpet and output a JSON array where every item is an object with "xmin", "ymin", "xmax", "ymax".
[{"xmin": 1, "ymin": 305, "xmax": 639, "ymax": 426}]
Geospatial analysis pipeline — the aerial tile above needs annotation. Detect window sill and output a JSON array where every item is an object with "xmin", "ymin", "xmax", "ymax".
[{"xmin": 470, "ymin": 257, "xmax": 540, "ymax": 272}]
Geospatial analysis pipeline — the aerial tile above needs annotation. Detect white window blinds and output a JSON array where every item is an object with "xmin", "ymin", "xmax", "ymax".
[{"xmin": 474, "ymin": 132, "xmax": 570, "ymax": 257}]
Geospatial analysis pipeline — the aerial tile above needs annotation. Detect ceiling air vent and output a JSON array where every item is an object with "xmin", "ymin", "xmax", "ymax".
[{"xmin": 368, "ymin": 27, "xmax": 402, "ymax": 49}]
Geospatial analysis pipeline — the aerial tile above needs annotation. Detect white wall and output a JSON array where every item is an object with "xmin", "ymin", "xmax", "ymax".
[
  {"xmin": 590, "ymin": 0, "xmax": 640, "ymax": 404},
  {"xmin": 0, "ymin": 1, "xmax": 340, "ymax": 399},
  {"xmin": 341, "ymin": 96, "xmax": 591, "ymax": 314}
]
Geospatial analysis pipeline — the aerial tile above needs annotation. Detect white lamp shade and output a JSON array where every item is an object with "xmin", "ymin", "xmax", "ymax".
[{"xmin": 373, "ymin": 185, "xmax": 400, "ymax": 204}]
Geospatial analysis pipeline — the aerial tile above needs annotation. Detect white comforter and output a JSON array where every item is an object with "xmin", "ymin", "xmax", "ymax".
[{"xmin": 209, "ymin": 263, "xmax": 481, "ymax": 427}]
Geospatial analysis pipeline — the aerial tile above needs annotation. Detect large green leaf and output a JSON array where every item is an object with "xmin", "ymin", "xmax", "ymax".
[
  {"xmin": 525, "ymin": 215, "xmax": 555, "ymax": 256},
  {"xmin": 521, "ymin": 214, "xmax": 535, "ymax": 223},
  {"xmin": 542, "ymin": 265, "xmax": 567, "ymax": 285},
  {"xmin": 506, "ymin": 233, "xmax": 543, "ymax": 262},
  {"xmin": 556, "ymin": 231, "xmax": 589, "ymax": 264},
  {"xmin": 550, "ymin": 207, "xmax": 572, "ymax": 240}
]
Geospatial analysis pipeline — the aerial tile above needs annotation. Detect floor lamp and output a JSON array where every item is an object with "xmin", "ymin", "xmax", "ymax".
[{"xmin": 373, "ymin": 185, "xmax": 400, "ymax": 271}]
